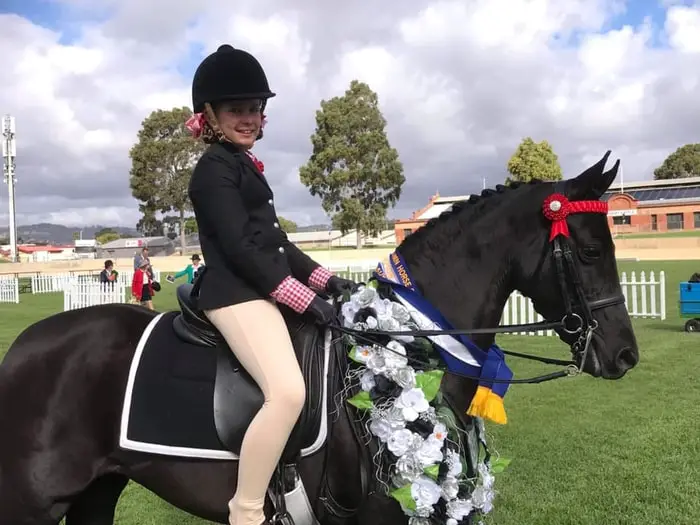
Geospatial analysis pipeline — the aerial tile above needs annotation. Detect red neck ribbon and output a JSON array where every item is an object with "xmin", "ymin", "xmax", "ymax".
[{"xmin": 542, "ymin": 193, "xmax": 608, "ymax": 241}]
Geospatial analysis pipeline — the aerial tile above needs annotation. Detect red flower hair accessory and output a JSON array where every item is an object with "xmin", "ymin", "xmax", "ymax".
[{"xmin": 542, "ymin": 193, "xmax": 608, "ymax": 241}]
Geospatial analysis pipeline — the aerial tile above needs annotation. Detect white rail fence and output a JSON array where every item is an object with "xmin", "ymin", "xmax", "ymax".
[
  {"xmin": 63, "ymin": 281, "xmax": 126, "ymax": 311},
  {"xmin": 331, "ymin": 267, "xmax": 666, "ymax": 336},
  {"xmin": 620, "ymin": 270, "xmax": 666, "ymax": 320},
  {"xmin": 0, "ymin": 277, "xmax": 19, "ymax": 303},
  {"xmin": 32, "ymin": 269, "xmax": 161, "ymax": 294}
]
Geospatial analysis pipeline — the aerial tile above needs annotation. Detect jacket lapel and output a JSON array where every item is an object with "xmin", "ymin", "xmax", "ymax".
[
  {"xmin": 240, "ymin": 153, "xmax": 272, "ymax": 192},
  {"xmin": 219, "ymin": 141, "xmax": 272, "ymax": 193}
]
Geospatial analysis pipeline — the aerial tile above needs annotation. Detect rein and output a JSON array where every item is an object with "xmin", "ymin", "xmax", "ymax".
[{"xmin": 329, "ymin": 188, "xmax": 625, "ymax": 387}]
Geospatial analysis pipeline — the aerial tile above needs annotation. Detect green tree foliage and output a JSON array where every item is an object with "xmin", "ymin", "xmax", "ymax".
[
  {"xmin": 129, "ymin": 107, "xmax": 205, "ymax": 251},
  {"xmin": 653, "ymin": 144, "xmax": 700, "ymax": 180},
  {"xmin": 278, "ymin": 216, "xmax": 297, "ymax": 233},
  {"xmin": 299, "ymin": 80, "xmax": 405, "ymax": 249},
  {"xmin": 136, "ymin": 202, "xmax": 162, "ymax": 237},
  {"xmin": 184, "ymin": 217, "xmax": 198, "ymax": 235},
  {"xmin": 506, "ymin": 137, "xmax": 563, "ymax": 184},
  {"xmin": 95, "ymin": 227, "xmax": 120, "ymax": 244}
]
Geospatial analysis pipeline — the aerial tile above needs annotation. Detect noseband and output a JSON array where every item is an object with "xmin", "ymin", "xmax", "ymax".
[{"xmin": 335, "ymin": 188, "xmax": 626, "ymax": 386}]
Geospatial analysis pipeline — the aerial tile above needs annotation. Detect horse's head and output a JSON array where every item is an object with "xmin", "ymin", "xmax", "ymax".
[{"xmin": 513, "ymin": 151, "xmax": 638, "ymax": 379}]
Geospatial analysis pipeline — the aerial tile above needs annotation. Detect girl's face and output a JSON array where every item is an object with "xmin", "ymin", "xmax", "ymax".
[{"xmin": 214, "ymin": 99, "xmax": 263, "ymax": 149}]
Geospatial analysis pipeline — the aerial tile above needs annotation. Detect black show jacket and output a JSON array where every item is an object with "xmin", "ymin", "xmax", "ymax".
[{"xmin": 188, "ymin": 141, "xmax": 322, "ymax": 310}]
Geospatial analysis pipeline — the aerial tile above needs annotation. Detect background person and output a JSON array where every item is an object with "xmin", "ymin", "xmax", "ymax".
[
  {"xmin": 99, "ymin": 260, "xmax": 117, "ymax": 284},
  {"xmin": 166, "ymin": 254, "xmax": 203, "ymax": 284},
  {"xmin": 131, "ymin": 259, "xmax": 156, "ymax": 310}
]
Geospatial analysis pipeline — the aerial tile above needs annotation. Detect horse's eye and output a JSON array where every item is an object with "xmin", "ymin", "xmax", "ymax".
[{"xmin": 582, "ymin": 245, "xmax": 601, "ymax": 259}]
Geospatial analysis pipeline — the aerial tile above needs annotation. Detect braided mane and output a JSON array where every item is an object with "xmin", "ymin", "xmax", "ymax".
[{"xmin": 398, "ymin": 179, "xmax": 546, "ymax": 253}]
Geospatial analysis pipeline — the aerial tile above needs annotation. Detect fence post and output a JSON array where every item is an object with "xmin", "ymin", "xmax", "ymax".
[{"xmin": 660, "ymin": 270, "xmax": 666, "ymax": 321}]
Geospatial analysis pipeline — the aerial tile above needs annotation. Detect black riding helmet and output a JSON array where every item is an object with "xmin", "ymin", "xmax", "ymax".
[{"xmin": 191, "ymin": 44, "xmax": 276, "ymax": 113}]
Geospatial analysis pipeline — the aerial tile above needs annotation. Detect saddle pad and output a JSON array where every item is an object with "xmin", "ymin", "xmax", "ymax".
[{"xmin": 118, "ymin": 311, "xmax": 333, "ymax": 461}]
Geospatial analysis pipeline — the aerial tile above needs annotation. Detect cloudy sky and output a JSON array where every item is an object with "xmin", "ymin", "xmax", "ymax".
[{"xmin": 0, "ymin": 0, "xmax": 699, "ymax": 228}]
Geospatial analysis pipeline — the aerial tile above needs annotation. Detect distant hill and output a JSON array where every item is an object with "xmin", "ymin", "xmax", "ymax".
[{"xmin": 0, "ymin": 223, "xmax": 139, "ymax": 244}]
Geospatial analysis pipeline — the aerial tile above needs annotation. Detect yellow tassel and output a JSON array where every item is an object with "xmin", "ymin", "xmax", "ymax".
[{"xmin": 466, "ymin": 385, "xmax": 508, "ymax": 425}]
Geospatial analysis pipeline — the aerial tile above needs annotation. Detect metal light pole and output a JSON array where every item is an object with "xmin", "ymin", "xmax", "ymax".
[{"xmin": 2, "ymin": 115, "xmax": 18, "ymax": 262}]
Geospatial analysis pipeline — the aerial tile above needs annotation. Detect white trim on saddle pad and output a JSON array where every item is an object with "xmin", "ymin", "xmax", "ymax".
[{"xmin": 118, "ymin": 312, "xmax": 333, "ymax": 461}]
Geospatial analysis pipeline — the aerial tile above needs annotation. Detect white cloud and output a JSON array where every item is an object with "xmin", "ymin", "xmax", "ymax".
[
  {"xmin": 665, "ymin": 4, "xmax": 700, "ymax": 52},
  {"xmin": 1, "ymin": 0, "xmax": 700, "ymax": 231}
]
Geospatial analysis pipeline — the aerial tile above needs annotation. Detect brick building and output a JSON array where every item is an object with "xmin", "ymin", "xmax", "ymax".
[
  {"xmin": 394, "ymin": 177, "xmax": 700, "ymax": 242},
  {"xmin": 603, "ymin": 177, "xmax": 700, "ymax": 234}
]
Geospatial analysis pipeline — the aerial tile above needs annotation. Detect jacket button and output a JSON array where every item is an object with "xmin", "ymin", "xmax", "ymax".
[
  {"xmin": 273, "ymin": 222, "xmax": 279, "ymax": 228},
  {"xmin": 278, "ymin": 246, "xmax": 285, "ymax": 253},
  {"xmin": 268, "ymin": 199, "xmax": 273, "ymax": 205}
]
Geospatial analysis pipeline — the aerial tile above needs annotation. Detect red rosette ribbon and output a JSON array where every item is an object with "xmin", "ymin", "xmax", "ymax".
[
  {"xmin": 543, "ymin": 193, "xmax": 571, "ymax": 241},
  {"xmin": 246, "ymin": 151, "xmax": 265, "ymax": 174}
]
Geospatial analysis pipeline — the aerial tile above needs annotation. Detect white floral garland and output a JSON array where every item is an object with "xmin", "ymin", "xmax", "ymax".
[{"xmin": 340, "ymin": 282, "xmax": 508, "ymax": 524}]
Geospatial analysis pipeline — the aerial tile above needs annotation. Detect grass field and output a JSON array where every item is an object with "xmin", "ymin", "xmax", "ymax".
[{"xmin": 1, "ymin": 259, "xmax": 699, "ymax": 524}]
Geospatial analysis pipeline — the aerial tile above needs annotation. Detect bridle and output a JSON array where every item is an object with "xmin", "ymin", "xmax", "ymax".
[{"xmin": 332, "ymin": 188, "xmax": 627, "ymax": 386}]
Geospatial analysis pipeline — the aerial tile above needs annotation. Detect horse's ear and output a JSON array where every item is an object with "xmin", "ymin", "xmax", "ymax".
[{"xmin": 566, "ymin": 150, "xmax": 619, "ymax": 200}]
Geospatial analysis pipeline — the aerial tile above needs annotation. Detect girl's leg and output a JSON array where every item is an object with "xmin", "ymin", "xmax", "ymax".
[{"xmin": 205, "ymin": 300, "xmax": 306, "ymax": 525}]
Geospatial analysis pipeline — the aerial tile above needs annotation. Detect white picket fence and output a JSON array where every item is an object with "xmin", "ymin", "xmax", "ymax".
[
  {"xmin": 31, "ymin": 273, "xmax": 74, "ymax": 293},
  {"xmin": 0, "ymin": 277, "xmax": 19, "ymax": 304},
  {"xmin": 63, "ymin": 281, "xmax": 126, "ymax": 311},
  {"xmin": 500, "ymin": 292, "xmax": 555, "ymax": 336},
  {"xmin": 32, "ymin": 269, "xmax": 161, "ymax": 294},
  {"xmin": 620, "ymin": 270, "xmax": 666, "ymax": 320},
  {"xmin": 330, "ymin": 267, "xmax": 667, "ymax": 336}
]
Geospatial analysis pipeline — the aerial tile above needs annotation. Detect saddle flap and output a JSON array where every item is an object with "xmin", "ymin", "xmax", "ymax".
[{"xmin": 213, "ymin": 344, "xmax": 265, "ymax": 453}]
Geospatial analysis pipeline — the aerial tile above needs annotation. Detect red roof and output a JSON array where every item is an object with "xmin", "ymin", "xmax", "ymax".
[{"xmin": 18, "ymin": 245, "xmax": 73, "ymax": 254}]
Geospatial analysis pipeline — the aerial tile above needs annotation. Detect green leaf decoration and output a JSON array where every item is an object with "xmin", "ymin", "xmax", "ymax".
[
  {"xmin": 347, "ymin": 391, "xmax": 373, "ymax": 410},
  {"xmin": 389, "ymin": 484, "xmax": 416, "ymax": 511},
  {"xmin": 348, "ymin": 346, "xmax": 366, "ymax": 364},
  {"xmin": 368, "ymin": 279, "xmax": 379, "ymax": 289},
  {"xmin": 415, "ymin": 370, "xmax": 444, "ymax": 402},
  {"xmin": 423, "ymin": 464, "xmax": 440, "ymax": 480},
  {"xmin": 490, "ymin": 457, "xmax": 512, "ymax": 474}
]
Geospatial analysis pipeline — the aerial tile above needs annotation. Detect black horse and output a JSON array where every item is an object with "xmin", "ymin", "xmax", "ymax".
[{"xmin": 0, "ymin": 152, "xmax": 638, "ymax": 525}]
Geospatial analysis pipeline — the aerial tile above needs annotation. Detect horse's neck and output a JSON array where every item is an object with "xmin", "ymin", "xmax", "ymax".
[{"xmin": 400, "ymin": 231, "xmax": 513, "ymax": 349}]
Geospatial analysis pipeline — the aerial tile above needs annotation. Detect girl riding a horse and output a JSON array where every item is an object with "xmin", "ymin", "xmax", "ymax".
[{"xmin": 185, "ymin": 44, "xmax": 356, "ymax": 525}]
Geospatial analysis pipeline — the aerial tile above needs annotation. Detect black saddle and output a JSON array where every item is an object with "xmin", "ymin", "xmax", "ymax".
[{"xmin": 171, "ymin": 281, "xmax": 329, "ymax": 463}]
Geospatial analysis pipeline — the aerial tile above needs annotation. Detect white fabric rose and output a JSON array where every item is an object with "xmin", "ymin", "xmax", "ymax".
[
  {"xmin": 353, "ymin": 345, "xmax": 372, "ymax": 364},
  {"xmin": 411, "ymin": 476, "xmax": 442, "ymax": 508},
  {"xmin": 445, "ymin": 449, "xmax": 463, "ymax": 478},
  {"xmin": 391, "ymin": 302, "xmax": 411, "ymax": 323},
  {"xmin": 384, "ymin": 340, "xmax": 409, "ymax": 369},
  {"xmin": 415, "ymin": 438, "xmax": 444, "ymax": 467},
  {"xmin": 471, "ymin": 486, "xmax": 495, "ymax": 513},
  {"xmin": 394, "ymin": 388, "xmax": 430, "ymax": 421},
  {"xmin": 384, "ymin": 406, "xmax": 408, "ymax": 430},
  {"xmin": 368, "ymin": 417, "xmax": 392, "ymax": 443},
  {"xmin": 478, "ymin": 461, "xmax": 495, "ymax": 489},
  {"xmin": 394, "ymin": 453, "xmax": 424, "ymax": 484},
  {"xmin": 352, "ymin": 286, "xmax": 376, "ymax": 308},
  {"xmin": 441, "ymin": 476, "xmax": 459, "ymax": 500},
  {"xmin": 366, "ymin": 352, "xmax": 388, "ymax": 375},
  {"xmin": 387, "ymin": 428, "xmax": 415, "ymax": 456},
  {"xmin": 446, "ymin": 498, "xmax": 474, "ymax": 521},
  {"xmin": 359, "ymin": 370, "xmax": 376, "ymax": 392},
  {"xmin": 378, "ymin": 314, "xmax": 400, "ymax": 332},
  {"xmin": 391, "ymin": 367, "xmax": 416, "ymax": 389},
  {"xmin": 341, "ymin": 301, "xmax": 358, "ymax": 326}
]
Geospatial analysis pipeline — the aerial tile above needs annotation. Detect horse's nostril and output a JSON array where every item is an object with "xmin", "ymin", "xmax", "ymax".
[{"xmin": 615, "ymin": 346, "xmax": 638, "ymax": 371}]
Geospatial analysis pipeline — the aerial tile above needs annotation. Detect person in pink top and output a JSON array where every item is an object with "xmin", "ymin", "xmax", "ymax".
[{"xmin": 185, "ymin": 44, "xmax": 356, "ymax": 525}]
